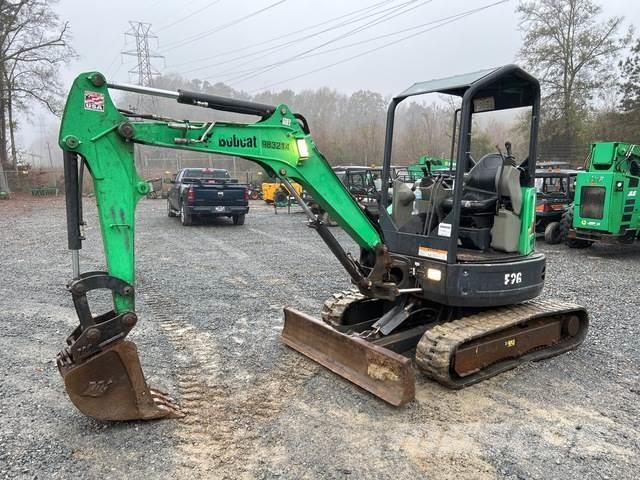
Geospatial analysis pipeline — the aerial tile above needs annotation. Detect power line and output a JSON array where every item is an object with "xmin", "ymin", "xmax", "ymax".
[
  {"xmin": 183, "ymin": 0, "xmax": 420, "ymax": 80},
  {"xmin": 155, "ymin": 0, "xmax": 223, "ymax": 32},
  {"xmin": 257, "ymin": 4, "xmax": 502, "ymax": 69},
  {"xmin": 110, "ymin": 58, "xmax": 127, "ymax": 80},
  {"xmin": 225, "ymin": 0, "xmax": 432, "ymax": 85},
  {"xmin": 168, "ymin": 0, "xmax": 395, "ymax": 71},
  {"xmin": 147, "ymin": 0, "xmax": 165, "ymax": 10},
  {"xmin": 252, "ymin": 0, "xmax": 509, "ymax": 92},
  {"xmin": 104, "ymin": 51, "xmax": 121, "ymax": 76},
  {"xmin": 160, "ymin": 0, "xmax": 288, "ymax": 53},
  {"xmin": 208, "ymin": 6, "xmax": 468, "ymax": 81}
]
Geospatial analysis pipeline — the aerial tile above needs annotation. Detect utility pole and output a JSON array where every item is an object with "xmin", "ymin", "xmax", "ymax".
[{"xmin": 121, "ymin": 22, "xmax": 163, "ymax": 87}]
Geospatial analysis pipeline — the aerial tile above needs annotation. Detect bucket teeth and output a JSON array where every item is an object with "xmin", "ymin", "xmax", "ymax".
[{"xmin": 150, "ymin": 388, "xmax": 184, "ymax": 418}]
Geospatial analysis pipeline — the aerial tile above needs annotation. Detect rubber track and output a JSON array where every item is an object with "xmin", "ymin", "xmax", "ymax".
[
  {"xmin": 321, "ymin": 288, "xmax": 366, "ymax": 326},
  {"xmin": 415, "ymin": 299, "xmax": 589, "ymax": 389}
]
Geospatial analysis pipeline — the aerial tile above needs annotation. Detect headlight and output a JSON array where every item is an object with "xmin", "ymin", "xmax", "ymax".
[{"xmin": 427, "ymin": 268, "xmax": 442, "ymax": 281}]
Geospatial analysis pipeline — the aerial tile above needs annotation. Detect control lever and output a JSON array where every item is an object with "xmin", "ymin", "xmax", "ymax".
[{"xmin": 505, "ymin": 141, "xmax": 512, "ymax": 157}]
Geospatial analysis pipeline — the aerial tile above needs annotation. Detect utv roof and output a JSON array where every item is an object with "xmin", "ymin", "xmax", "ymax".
[
  {"xmin": 396, "ymin": 64, "xmax": 539, "ymax": 111},
  {"xmin": 535, "ymin": 168, "xmax": 581, "ymax": 176}
]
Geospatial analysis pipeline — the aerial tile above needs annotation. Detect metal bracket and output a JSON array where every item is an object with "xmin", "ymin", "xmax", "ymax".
[
  {"xmin": 67, "ymin": 271, "xmax": 134, "ymax": 329},
  {"xmin": 371, "ymin": 297, "xmax": 413, "ymax": 336},
  {"xmin": 60, "ymin": 272, "xmax": 137, "ymax": 364}
]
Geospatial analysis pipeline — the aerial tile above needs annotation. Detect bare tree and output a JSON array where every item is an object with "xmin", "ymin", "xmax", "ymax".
[
  {"xmin": 517, "ymin": 0, "xmax": 630, "ymax": 147},
  {"xmin": 0, "ymin": 0, "xmax": 74, "ymax": 168}
]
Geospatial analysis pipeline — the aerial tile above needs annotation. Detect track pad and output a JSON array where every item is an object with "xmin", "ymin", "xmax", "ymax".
[{"xmin": 60, "ymin": 340, "xmax": 183, "ymax": 421}]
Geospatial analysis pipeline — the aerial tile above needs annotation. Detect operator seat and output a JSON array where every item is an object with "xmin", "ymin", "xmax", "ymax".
[
  {"xmin": 442, "ymin": 153, "xmax": 522, "ymax": 215},
  {"xmin": 439, "ymin": 153, "xmax": 523, "ymax": 251},
  {"xmin": 442, "ymin": 154, "xmax": 496, "ymax": 213}
]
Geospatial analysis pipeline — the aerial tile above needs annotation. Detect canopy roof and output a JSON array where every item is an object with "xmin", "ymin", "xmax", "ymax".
[
  {"xmin": 395, "ymin": 64, "xmax": 539, "ymax": 112},
  {"xmin": 398, "ymin": 67, "xmax": 498, "ymax": 98}
]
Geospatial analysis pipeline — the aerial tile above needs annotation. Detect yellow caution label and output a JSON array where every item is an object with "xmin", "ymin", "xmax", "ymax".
[
  {"xmin": 418, "ymin": 246, "xmax": 447, "ymax": 261},
  {"xmin": 505, "ymin": 339, "xmax": 516, "ymax": 348}
]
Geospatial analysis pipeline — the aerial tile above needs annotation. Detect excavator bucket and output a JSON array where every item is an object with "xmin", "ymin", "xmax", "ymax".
[
  {"xmin": 58, "ymin": 340, "xmax": 183, "ymax": 421},
  {"xmin": 281, "ymin": 307, "xmax": 415, "ymax": 406}
]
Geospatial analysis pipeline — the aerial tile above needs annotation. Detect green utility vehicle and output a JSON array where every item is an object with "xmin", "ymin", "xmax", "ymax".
[
  {"xmin": 563, "ymin": 142, "xmax": 640, "ymax": 248},
  {"xmin": 534, "ymin": 167, "xmax": 578, "ymax": 244}
]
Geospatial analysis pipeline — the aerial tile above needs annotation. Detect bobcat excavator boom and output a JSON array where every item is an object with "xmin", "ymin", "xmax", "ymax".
[{"xmin": 57, "ymin": 69, "xmax": 588, "ymax": 421}]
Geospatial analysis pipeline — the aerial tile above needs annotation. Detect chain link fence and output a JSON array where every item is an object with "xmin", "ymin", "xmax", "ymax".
[{"xmin": 1, "ymin": 168, "xmax": 63, "ymax": 196}]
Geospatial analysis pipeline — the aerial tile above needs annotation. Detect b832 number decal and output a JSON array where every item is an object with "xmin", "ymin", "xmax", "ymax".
[{"xmin": 504, "ymin": 272, "xmax": 522, "ymax": 285}]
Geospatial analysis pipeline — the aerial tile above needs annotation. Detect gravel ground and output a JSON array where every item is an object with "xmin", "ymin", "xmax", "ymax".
[{"xmin": 0, "ymin": 195, "xmax": 638, "ymax": 480}]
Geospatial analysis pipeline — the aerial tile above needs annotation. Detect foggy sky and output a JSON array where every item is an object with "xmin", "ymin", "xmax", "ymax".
[{"xmin": 21, "ymin": 0, "xmax": 639, "ymax": 151}]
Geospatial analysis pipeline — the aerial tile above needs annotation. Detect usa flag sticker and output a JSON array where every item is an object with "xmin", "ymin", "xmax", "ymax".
[{"xmin": 84, "ymin": 91, "xmax": 104, "ymax": 111}]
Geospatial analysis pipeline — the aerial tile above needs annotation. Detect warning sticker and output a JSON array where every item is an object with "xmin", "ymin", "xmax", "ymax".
[
  {"xmin": 418, "ymin": 246, "xmax": 447, "ymax": 261},
  {"xmin": 437, "ymin": 222, "xmax": 452, "ymax": 237},
  {"xmin": 473, "ymin": 96, "xmax": 495, "ymax": 112},
  {"xmin": 84, "ymin": 91, "xmax": 104, "ymax": 111}
]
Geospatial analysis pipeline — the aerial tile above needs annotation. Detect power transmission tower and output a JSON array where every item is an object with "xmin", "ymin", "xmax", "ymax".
[{"xmin": 122, "ymin": 21, "xmax": 163, "ymax": 86}]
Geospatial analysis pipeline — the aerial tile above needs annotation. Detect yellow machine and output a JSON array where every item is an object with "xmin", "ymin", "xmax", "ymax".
[{"xmin": 261, "ymin": 180, "xmax": 303, "ymax": 204}]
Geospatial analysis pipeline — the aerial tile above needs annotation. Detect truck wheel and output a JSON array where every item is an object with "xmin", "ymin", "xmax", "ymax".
[
  {"xmin": 233, "ymin": 214, "xmax": 245, "ymax": 225},
  {"xmin": 180, "ymin": 203, "xmax": 192, "ymax": 226},
  {"xmin": 544, "ymin": 222, "xmax": 562, "ymax": 244},
  {"xmin": 561, "ymin": 206, "xmax": 591, "ymax": 248},
  {"xmin": 167, "ymin": 200, "xmax": 176, "ymax": 217}
]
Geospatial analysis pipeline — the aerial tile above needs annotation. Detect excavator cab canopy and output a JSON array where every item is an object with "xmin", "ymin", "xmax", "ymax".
[
  {"xmin": 378, "ymin": 65, "xmax": 542, "ymax": 306},
  {"xmin": 398, "ymin": 66, "xmax": 538, "ymax": 110}
]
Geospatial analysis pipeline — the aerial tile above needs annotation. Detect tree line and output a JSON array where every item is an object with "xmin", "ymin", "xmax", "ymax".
[{"xmin": 124, "ymin": 74, "xmax": 462, "ymax": 172}]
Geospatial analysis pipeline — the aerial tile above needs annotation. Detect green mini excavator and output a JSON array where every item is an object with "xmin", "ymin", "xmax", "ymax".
[{"xmin": 57, "ymin": 66, "xmax": 588, "ymax": 421}]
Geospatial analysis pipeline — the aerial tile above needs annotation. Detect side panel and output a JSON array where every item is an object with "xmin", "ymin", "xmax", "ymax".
[
  {"xmin": 518, "ymin": 187, "xmax": 536, "ymax": 255},
  {"xmin": 430, "ymin": 254, "xmax": 546, "ymax": 307}
]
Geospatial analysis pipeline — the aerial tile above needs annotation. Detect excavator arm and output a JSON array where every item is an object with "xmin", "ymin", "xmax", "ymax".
[{"xmin": 57, "ymin": 72, "xmax": 406, "ymax": 421}]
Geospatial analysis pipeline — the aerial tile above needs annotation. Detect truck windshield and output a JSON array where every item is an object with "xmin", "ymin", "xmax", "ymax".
[{"xmin": 536, "ymin": 176, "xmax": 568, "ymax": 194}]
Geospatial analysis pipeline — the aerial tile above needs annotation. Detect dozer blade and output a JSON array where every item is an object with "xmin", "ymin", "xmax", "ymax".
[
  {"xmin": 59, "ymin": 340, "xmax": 183, "ymax": 421},
  {"xmin": 281, "ymin": 307, "xmax": 415, "ymax": 406}
]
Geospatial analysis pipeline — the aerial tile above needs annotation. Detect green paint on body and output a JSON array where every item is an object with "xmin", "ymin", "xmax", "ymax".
[
  {"xmin": 518, "ymin": 187, "xmax": 536, "ymax": 255},
  {"xmin": 573, "ymin": 142, "xmax": 640, "ymax": 236}
]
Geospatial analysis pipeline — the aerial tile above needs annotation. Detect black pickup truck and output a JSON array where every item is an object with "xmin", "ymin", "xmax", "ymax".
[{"xmin": 167, "ymin": 168, "xmax": 249, "ymax": 226}]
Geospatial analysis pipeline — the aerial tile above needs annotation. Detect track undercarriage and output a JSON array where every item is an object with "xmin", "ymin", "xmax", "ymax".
[{"xmin": 282, "ymin": 290, "xmax": 588, "ymax": 405}]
